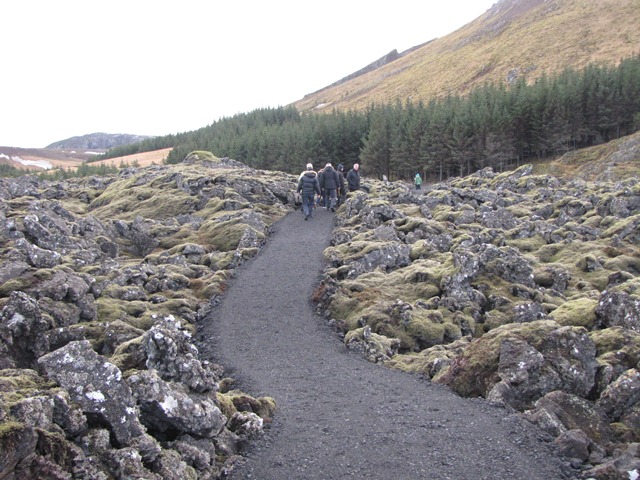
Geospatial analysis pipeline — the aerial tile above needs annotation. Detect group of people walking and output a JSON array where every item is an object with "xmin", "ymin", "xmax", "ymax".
[{"xmin": 296, "ymin": 162, "xmax": 360, "ymax": 221}]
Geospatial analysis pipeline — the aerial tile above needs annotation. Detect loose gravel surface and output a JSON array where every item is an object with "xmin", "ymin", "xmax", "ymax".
[{"xmin": 198, "ymin": 208, "xmax": 575, "ymax": 480}]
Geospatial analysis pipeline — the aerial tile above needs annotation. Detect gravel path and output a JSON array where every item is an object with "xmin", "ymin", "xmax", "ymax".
[{"xmin": 198, "ymin": 209, "xmax": 574, "ymax": 480}]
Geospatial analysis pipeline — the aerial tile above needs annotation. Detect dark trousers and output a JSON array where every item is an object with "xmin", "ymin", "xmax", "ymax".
[
  {"xmin": 303, "ymin": 193, "xmax": 315, "ymax": 217},
  {"xmin": 325, "ymin": 188, "xmax": 337, "ymax": 209}
]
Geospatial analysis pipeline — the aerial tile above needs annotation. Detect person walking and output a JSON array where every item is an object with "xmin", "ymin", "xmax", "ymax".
[
  {"xmin": 346, "ymin": 163, "xmax": 360, "ymax": 192},
  {"xmin": 316, "ymin": 166, "xmax": 325, "ymax": 209},
  {"xmin": 414, "ymin": 172, "xmax": 422, "ymax": 190},
  {"xmin": 336, "ymin": 164, "xmax": 346, "ymax": 206},
  {"xmin": 297, "ymin": 163, "xmax": 321, "ymax": 221},
  {"xmin": 321, "ymin": 162, "xmax": 340, "ymax": 212}
]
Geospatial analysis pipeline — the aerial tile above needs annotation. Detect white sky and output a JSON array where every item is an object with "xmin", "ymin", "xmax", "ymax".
[{"xmin": 1, "ymin": 0, "xmax": 496, "ymax": 148}]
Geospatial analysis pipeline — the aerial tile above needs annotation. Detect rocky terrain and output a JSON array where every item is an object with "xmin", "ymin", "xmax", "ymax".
[
  {"xmin": 0, "ymin": 153, "xmax": 295, "ymax": 479},
  {"xmin": 316, "ymin": 165, "xmax": 640, "ymax": 479},
  {"xmin": 0, "ymin": 150, "xmax": 639, "ymax": 479}
]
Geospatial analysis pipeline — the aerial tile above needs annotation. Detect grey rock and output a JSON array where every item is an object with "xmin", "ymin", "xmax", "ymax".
[
  {"xmin": 38, "ymin": 340, "xmax": 146, "ymax": 446},
  {"xmin": 597, "ymin": 368, "xmax": 640, "ymax": 421},
  {"xmin": 0, "ymin": 291, "xmax": 50, "ymax": 369},
  {"xmin": 596, "ymin": 290, "xmax": 640, "ymax": 332},
  {"xmin": 143, "ymin": 315, "xmax": 220, "ymax": 393},
  {"xmin": 128, "ymin": 369, "xmax": 226, "ymax": 438}
]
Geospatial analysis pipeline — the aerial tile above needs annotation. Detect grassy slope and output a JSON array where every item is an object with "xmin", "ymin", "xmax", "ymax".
[
  {"xmin": 294, "ymin": 0, "xmax": 640, "ymax": 113},
  {"xmin": 534, "ymin": 130, "xmax": 640, "ymax": 182}
]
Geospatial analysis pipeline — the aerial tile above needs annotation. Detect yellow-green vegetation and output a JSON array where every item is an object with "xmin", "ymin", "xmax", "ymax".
[
  {"xmin": 97, "ymin": 298, "xmax": 153, "ymax": 330},
  {"xmin": 0, "ymin": 369, "xmax": 57, "ymax": 409},
  {"xmin": 388, "ymin": 336, "xmax": 472, "ymax": 379},
  {"xmin": 185, "ymin": 151, "xmax": 220, "ymax": 163},
  {"xmin": 344, "ymin": 327, "xmax": 401, "ymax": 361},
  {"xmin": 589, "ymin": 327, "xmax": 640, "ymax": 364},
  {"xmin": 90, "ymin": 173, "xmax": 195, "ymax": 221},
  {"xmin": 110, "ymin": 335, "xmax": 146, "ymax": 372},
  {"xmin": 198, "ymin": 218, "xmax": 264, "ymax": 252},
  {"xmin": 531, "ymin": 241, "xmax": 619, "ymax": 294},
  {"xmin": 549, "ymin": 298, "xmax": 598, "ymax": 328},
  {"xmin": 0, "ymin": 268, "xmax": 53, "ymax": 296},
  {"xmin": 504, "ymin": 234, "xmax": 547, "ymax": 253},
  {"xmin": 217, "ymin": 390, "xmax": 277, "ymax": 422}
]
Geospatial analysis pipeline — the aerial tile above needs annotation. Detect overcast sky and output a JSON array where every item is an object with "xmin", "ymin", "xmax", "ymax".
[{"xmin": 1, "ymin": 0, "xmax": 496, "ymax": 148}]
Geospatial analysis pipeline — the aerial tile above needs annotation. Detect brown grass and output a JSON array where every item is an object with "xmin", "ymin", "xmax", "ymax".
[
  {"xmin": 87, "ymin": 148, "xmax": 172, "ymax": 169},
  {"xmin": 293, "ymin": 0, "xmax": 640, "ymax": 113},
  {"xmin": 0, "ymin": 147, "xmax": 172, "ymax": 172}
]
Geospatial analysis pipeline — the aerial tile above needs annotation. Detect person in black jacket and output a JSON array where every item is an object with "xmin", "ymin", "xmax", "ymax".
[
  {"xmin": 297, "ymin": 163, "xmax": 321, "ymax": 220},
  {"xmin": 336, "ymin": 164, "xmax": 346, "ymax": 206},
  {"xmin": 320, "ymin": 162, "xmax": 340, "ymax": 212},
  {"xmin": 316, "ymin": 167, "xmax": 325, "ymax": 208},
  {"xmin": 346, "ymin": 163, "xmax": 360, "ymax": 192}
]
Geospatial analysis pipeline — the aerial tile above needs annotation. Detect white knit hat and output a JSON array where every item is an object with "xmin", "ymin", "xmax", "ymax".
[{"xmin": 306, "ymin": 163, "xmax": 313, "ymax": 170}]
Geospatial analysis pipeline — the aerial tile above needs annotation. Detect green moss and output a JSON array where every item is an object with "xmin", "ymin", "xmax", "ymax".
[
  {"xmin": 505, "ymin": 234, "xmax": 547, "ymax": 253},
  {"xmin": 110, "ymin": 335, "xmax": 146, "ymax": 371},
  {"xmin": 610, "ymin": 422, "xmax": 639, "ymax": 443},
  {"xmin": 603, "ymin": 254, "xmax": 640, "ymax": 274},
  {"xmin": 198, "ymin": 220, "xmax": 264, "ymax": 252},
  {"xmin": 536, "ymin": 244, "xmax": 564, "ymax": 263},
  {"xmin": 601, "ymin": 214, "xmax": 640, "ymax": 238},
  {"xmin": 0, "ymin": 369, "xmax": 54, "ymax": 393},
  {"xmin": 549, "ymin": 297, "xmax": 598, "ymax": 328},
  {"xmin": 186, "ymin": 150, "xmax": 220, "ymax": 162},
  {"xmin": 431, "ymin": 205, "xmax": 455, "ymax": 222},
  {"xmin": 0, "ymin": 276, "xmax": 33, "ymax": 296},
  {"xmin": 0, "ymin": 421, "xmax": 27, "ymax": 439},
  {"xmin": 582, "ymin": 215, "xmax": 603, "ymax": 228},
  {"xmin": 329, "ymin": 293, "xmax": 362, "ymax": 329},
  {"xmin": 216, "ymin": 392, "xmax": 237, "ymax": 419},
  {"xmin": 589, "ymin": 327, "xmax": 640, "ymax": 359},
  {"xmin": 222, "ymin": 390, "xmax": 277, "ymax": 421},
  {"xmin": 482, "ymin": 309, "xmax": 513, "ymax": 332},
  {"xmin": 96, "ymin": 298, "xmax": 150, "ymax": 327},
  {"xmin": 406, "ymin": 311, "xmax": 446, "ymax": 349}
]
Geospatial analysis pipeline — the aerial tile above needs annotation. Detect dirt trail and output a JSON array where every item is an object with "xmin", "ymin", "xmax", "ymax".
[{"xmin": 198, "ymin": 209, "xmax": 573, "ymax": 480}]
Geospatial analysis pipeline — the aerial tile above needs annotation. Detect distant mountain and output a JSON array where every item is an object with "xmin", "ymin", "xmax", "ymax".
[
  {"xmin": 294, "ymin": 0, "xmax": 640, "ymax": 113},
  {"xmin": 46, "ymin": 132, "xmax": 153, "ymax": 150}
]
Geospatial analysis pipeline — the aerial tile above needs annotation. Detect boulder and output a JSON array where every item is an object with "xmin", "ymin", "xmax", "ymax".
[
  {"xmin": 436, "ymin": 321, "xmax": 598, "ymax": 409},
  {"xmin": 127, "ymin": 369, "xmax": 226, "ymax": 438},
  {"xmin": 143, "ymin": 315, "xmax": 220, "ymax": 393},
  {"xmin": 38, "ymin": 340, "xmax": 146, "ymax": 447},
  {"xmin": 596, "ymin": 290, "xmax": 640, "ymax": 332},
  {"xmin": 0, "ymin": 291, "xmax": 50, "ymax": 369},
  {"xmin": 522, "ymin": 390, "xmax": 615, "ymax": 445}
]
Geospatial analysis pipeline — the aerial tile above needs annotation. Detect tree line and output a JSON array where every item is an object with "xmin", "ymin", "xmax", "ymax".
[{"xmin": 100, "ymin": 54, "xmax": 640, "ymax": 181}]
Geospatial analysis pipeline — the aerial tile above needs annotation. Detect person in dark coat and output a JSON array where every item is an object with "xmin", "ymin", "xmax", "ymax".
[
  {"xmin": 320, "ymin": 162, "xmax": 340, "ymax": 211},
  {"xmin": 336, "ymin": 164, "xmax": 346, "ymax": 206},
  {"xmin": 316, "ymin": 167, "xmax": 325, "ymax": 208},
  {"xmin": 346, "ymin": 163, "xmax": 360, "ymax": 192},
  {"xmin": 297, "ymin": 163, "xmax": 321, "ymax": 221}
]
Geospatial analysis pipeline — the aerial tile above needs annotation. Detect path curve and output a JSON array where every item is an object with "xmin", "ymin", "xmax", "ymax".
[{"xmin": 199, "ymin": 209, "xmax": 573, "ymax": 480}]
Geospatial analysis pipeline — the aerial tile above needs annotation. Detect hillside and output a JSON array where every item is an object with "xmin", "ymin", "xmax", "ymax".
[
  {"xmin": 294, "ymin": 0, "xmax": 640, "ymax": 113},
  {"xmin": 0, "ymin": 146, "xmax": 171, "ymax": 172},
  {"xmin": 536, "ymin": 130, "xmax": 640, "ymax": 182},
  {"xmin": 46, "ymin": 132, "xmax": 153, "ymax": 150}
]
